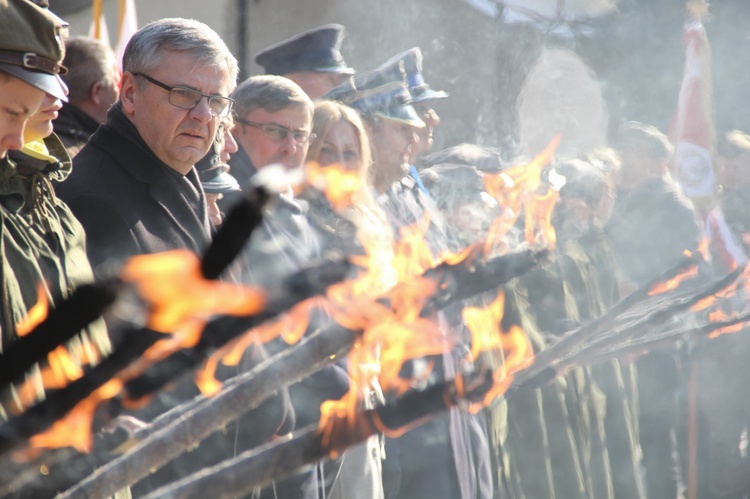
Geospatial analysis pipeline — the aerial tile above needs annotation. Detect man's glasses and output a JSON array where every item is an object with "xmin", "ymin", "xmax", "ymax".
[
  {"xmin": 132, "ymin": 72, "xmax": 234, "ymax": 118},
  {"xmin": 234, "ymin": 117, "xmax": 315, "ymax": 145}
]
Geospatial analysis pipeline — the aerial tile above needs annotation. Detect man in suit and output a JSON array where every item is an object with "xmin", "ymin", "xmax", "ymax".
[{"xmin": 56, "ymin": 17, "xmax": 238, "ymax": 274}]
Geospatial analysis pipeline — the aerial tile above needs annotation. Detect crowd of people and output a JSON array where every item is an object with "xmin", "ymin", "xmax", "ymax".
[{"xmin": 1, "ymin": 0, "xmax": 750, "ymax": 498}]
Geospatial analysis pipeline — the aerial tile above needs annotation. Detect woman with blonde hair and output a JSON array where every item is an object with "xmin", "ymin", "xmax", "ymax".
[
  {"xmin": 303, "ymin": 99, "xmax": 393, "ymax": 499},
  {"xmin": 305, "ymin": 100, "xmax": 393, "ymax": 268}
]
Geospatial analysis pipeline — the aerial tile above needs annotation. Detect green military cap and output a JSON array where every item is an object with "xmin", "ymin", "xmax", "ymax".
[{"xmin": 0, "ymin": 0, "xmax": 69, "ymax": 101}]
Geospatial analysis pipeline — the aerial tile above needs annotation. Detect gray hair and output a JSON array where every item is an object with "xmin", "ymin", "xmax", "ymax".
[
  {"xmin": 123, "ymin": 18, "xmax": 238, "ymax": 92},
  {"xmin": 62, "ymin": 36, "xmax": 118, "ymax": 104},
  {"xmin": 231, "ymin": 75, "xmax": 312, "ymax": 119}
]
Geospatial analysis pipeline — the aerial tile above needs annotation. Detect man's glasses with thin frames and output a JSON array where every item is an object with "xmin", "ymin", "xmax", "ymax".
[
  {"xmin": 132, "ymin": 72, "xmax": 234, "ymax": 118},
  {"xmin": 234, "ymin": 116, "xmax": 316, "ymax": 145}
]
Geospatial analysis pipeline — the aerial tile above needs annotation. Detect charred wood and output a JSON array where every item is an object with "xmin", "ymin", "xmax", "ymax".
[
  {"xmin": 563, "ymin": 312, "xmax": 750, "ymax": 369},
  {"xmin": 0, "ymin": 257, "xmax": 348, "ymax": 458},
  {"xmin": 53, "ymin": 247, "xmax": 546, "ymax": 497},
  {"xmin": 0, "ymin": 186, "xmax": 269, "ymax": 391},
  {"xmin": 0, "ymin": 281, "xmax": 118, "ymax": 388},
  {"xmin": 142, "ymin": 371, "xmax": 495, "ymax": 499},
  {"xmin": 200, "ymin": 186, "xmax": 269, "ymax": 280},
  {"xmin": 509, "ymin": 253, "xmax": 704, "ymax": 389},
  {"xmin": 512, "ymin": 265, "xmax": 742, "ymax": 390}
]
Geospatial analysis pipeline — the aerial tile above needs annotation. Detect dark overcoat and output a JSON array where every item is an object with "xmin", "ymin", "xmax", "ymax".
[{"xmin": 55, "ymin": 103, "xmax": 212, "ymax": 276}]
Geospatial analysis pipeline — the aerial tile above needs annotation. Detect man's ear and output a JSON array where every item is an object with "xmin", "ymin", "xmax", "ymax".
[
  {"xmin": 120, "ymin": 72, "xmax": 138, "ymax": 116},
  {"xmin": 89, "ymin": 81, "xmax": 103, "ymax": 106}
]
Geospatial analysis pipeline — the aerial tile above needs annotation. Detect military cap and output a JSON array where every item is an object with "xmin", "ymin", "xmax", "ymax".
[
  {"xmin": 330, "ymin": 56, "xmax": 423, "ymax": 127},
  {"xmin": 383, "ymin": 47, "xmax": 448, "ymax": 103},
  {"xmin": 420, "ymin": 143, "xmax": 504, "ymax": 173},
  {"xmin": 195, "ymin": 127, "xmax": 240, "ymax": 194},
  {"xmin": 323, "ymin": 58, "xmax": 405, "ymax": 103},
  {"xmin": 197, "ymin": 163, "xmax": 240, "ymax": 194},
  {"xmin": 0, "ymin": 0, "xmax": 69, "ymax": 101},
  {"xmin": 255, "ymin": 24, "xmax": 355, "ymax": 76},
  {"xmin": 350, "ymin": 81, "xmax": 424, "ymax": 128}
]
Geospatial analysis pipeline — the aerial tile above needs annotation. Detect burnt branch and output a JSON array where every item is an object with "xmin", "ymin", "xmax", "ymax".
[
  {"xmin": 142, "ymin": 371, "xmax": 495, "ymax": 499},
  {"xmin": 200, "ymin": 186, "xmax": 269, "ymax": 280},
  {"xmin": 509, "ymin": 253, "xmax": 704, "ymax": 388},
  {"xmin": 512, "ymin": 265, "xmax": 742, "ymax": 390},
  {"xmin": 419, "ymin": 245, "xmax": 550, "ymax": 317},
  {"xmin": 563, "ymin": 312, "xmax": 750, "ymax": 369},
  {"xmin": 0, "ymin": 186, "xmax": 269, "ymax": 391},
  {"xmin": 0, "ymin": 281, "xmax": 118, "ymax": 388},
  {"xmin": 52, "ymin": 247, "xmax": 546, "ymax": 497},
  {"xmin": 0, "ymin": 257, "xmax": 348, "ymax": 458}
]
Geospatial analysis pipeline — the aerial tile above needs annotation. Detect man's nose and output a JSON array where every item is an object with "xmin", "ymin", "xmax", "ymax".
[
  {"xmin": 189, "ymin": 98, "xmax": 214, "ymax": 124},
  {"xmin": 407, "ymin": 128, "xmax": 419, "ymax": 145},
  {"xmin": 224, "ymin": 129, "xmax": 239, "ymax": 155},
  {"xmin": 2, "ymin": 126, "xmax": 25, "ymax": 153},
  {"xmin": 279, "ymin": 133, "xmax": 299, "ymax": 155},
  {"xmin": 425, "ymin": 109, "xmax": 440, "ymax": 127}
]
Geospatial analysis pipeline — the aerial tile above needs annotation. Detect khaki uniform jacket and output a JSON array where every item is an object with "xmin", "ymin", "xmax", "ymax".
[{"xmin": 1, "ymin": 134, "xmax": 110, "ymax": 418}]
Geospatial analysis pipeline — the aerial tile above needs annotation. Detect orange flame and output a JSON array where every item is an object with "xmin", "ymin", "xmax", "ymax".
[
  {"xmin": 524, "ymin": 188, "xmax": 559, "ymax": 248},
  {"xmin": 708, "ymin": 322, "xmax": 745, "ymax": 338},
  {"xmin": 21, "ymin": 250, "xmax": 271, "ymax": 453},
  {"xmin": 697, "ymin": 237, "xmax": 710, "ymax": 261},
  {"xmin": 483, "ymin": 135, "xmax": 561, "ymax": 251},
  {"xmin": 120, "ymin": 250, "xmax": 267, "ymax": 335},
  {"xmin": 316, "ymin": 206, "xmax": 463, "ymax": 438},
  {"xmin": 10, "ymin": 288, "xmax": 104, "ymax": 414},
  {"xmin": 647, "ymin": 265, "xmax": 700, "ymax": 296},
  {"xmin": 392, "ymin": 214, "xmax": 435, "ymax": 278},
  {"xmin": 16, "ymin": 285, "xmax": 49, "ymax": 337},
  {"xmin": 462, "ymin": 291, "xmax": 534, "ymax": 407},
  {"xmin": 195, "ymin": 354, "xmax": 223, "ymax": 397},
  {"xmin": 690, "ymin": 294, "xmax": 716, "ymax": 312},
  {"xmin": 305, "ymin": 161, "xmax": 363, "ymax": 211},
  {"xmin": 116, "ymin": 250, "xmax": 268, "ymax": 380},
  {"xmin": 28, "ymin": 378, "xmax": 123, "ymax": 454},
  {"xmin": 194, "ymin": 297, "xmax": 330, "ymax": 396},
  {"xmin": 10, "ymin": 345, "xmax": 86, "ymax": 414}
]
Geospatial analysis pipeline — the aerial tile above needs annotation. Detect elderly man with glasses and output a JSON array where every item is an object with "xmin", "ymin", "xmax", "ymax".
[
  {"xmin": 56, "ymin": 17, "xmax": 237, "ymax": 272},
  {"xmin": 224, "ymin": 74, "xmax": 319, "ymax": 288},
  {"xmin": 228, "ymin": 74, "xmax": 315, "ymax": 187}
]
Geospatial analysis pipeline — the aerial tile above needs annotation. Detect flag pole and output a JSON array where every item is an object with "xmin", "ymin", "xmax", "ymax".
[
  {"xmin": 682, "ymin": 4, "xmax": 711, "ymax": 497},
  {"xmin": 118, "ymin": 0, "xmax": 126, "ymax": 40},
  {"xmin": 91, "ymin": 0, "xmax": 103, "ymax": 40}
]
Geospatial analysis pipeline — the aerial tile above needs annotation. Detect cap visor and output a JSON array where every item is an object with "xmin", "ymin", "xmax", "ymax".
[
  {"xmin": 313, "ymin": 65, "xmax": 356, "ymax": 75},
  {"xmin": 202, "ymin": 172, "xmax": 241, "ymax": 193},
  {"xmin": 411, "ymin": 89, "xmax": 449, "ymax": 103},
  {"xmin": 0, "ymin": 63, "xmax": 68, "ymax": 102},
  {"xmin": 377, "ymin": 105, "xmax": 425, "ymax": 128}
]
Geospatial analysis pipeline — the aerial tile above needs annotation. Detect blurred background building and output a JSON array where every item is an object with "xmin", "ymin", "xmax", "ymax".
[{"xmin": 51, "ymin": 0, "xmax": 750, "ymax": 160}]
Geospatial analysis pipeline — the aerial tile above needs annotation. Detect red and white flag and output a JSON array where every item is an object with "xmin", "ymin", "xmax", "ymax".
[
  {"xmin": 669, "ymin": 18, "xmax": 716, "ymax": 199},
  {"xmin": 115, "ymin": 0, "xmax": 138, "ymax": 72}
]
